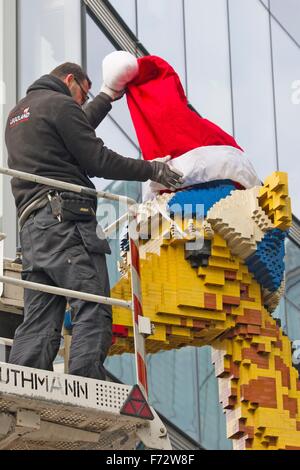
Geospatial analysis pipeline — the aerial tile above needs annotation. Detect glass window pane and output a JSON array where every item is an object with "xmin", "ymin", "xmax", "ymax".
[
  {"xmin": 270, "ymin": 0, "xmax": 300, "ymax": 44},
  {"xmin": 86, "ymin": 13, "xmax": 139, "ymax": 146},
  {"xmin": 137, "ymin": 0, "xmax": 186, "ymax": 89},
  {"xmin": 105, "ymin": 353, "xmax": 136, "ymax": 385},
  {"xmin": 197, "ymin": 347, "xmax": 232, "ymax": 449},
  {"xmin": 273, "ymin": 297, "xmax": 288, "ymax": 334},
  {"xmin": 284, "ymin": 238, "xmax": 300, "ymax": 340},
  {"xmin": 286, "ymin": 299, "xmax": 300, "ymax": 342},
  {"xmin": 92, "ymin": 117, "xmax": 140, "ymax": 192},
  {"xmin": 271, "ymin": 20, "xmax": 300, "ymax": 218},
  {"xmin": 185, "ymin": 0, "xmax": 233, "ymax": 134},
  {"xmin": 229, "ymin": 0, "xmax": 277, "ymax": 180},
  {"xmin": 86, "ymin": 13, "xmax": 115, "ymax": 96},
  {"xmin": 109, "ymin": 0, "xmax": 137, "ymax": 34},
  {"xmin": 147, "ymin": 348, "xmax": 201, "ymax": 442},
  {"xmin": 18, "ymin": 0, "xmax": 82, "ymax": 98}
]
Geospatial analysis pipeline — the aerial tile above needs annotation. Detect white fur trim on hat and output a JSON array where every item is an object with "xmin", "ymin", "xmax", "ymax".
[
  {"xmin": 102, "ymin": 51, "xmax": 139, "ymax": 91},
  {"xmin": 143, "ymin": 145, "xmax": 261, "ymax": 201}
]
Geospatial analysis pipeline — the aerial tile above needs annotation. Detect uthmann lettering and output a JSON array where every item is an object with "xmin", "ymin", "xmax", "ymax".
[{"xmin": 0, "ymin": 366, "xmax": 88, "ymax": 399}]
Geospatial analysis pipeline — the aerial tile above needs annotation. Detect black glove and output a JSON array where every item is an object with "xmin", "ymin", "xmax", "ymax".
[{"xmin": 150, "ymin": 156, "xmax": 184, "ymax": 190}]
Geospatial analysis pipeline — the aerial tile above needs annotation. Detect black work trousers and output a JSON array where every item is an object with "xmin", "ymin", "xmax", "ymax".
[{"xmin": 9, "ymin": 203, "xmax": 112, "ymax": 380}]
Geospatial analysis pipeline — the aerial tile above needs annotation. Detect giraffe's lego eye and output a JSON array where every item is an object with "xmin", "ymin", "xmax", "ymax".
[{"xmin": 185, "ymin": 239, "xmax": 212, "ymax": 269}]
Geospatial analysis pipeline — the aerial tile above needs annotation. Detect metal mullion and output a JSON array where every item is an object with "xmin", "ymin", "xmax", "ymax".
[
  {"xmin": 182, "ymin": 0, "xmax": 188, "ymax": 97},
  {"xmin": 89, "ymin": 0, "xmax": 137, "ymax": 51},
  {"xmin": 85, "ymin": 0, "xmax": 146, "ymax": 55},
  {"xmin": 226, "ymin": 0, "xmax": 236, "ymax": 138},
  {"xmin": 81, "ymin": 0, "xmax": 88, "ymax": 70},
  {"xmin": 268, "ymin": 0, "xmax": 279, "ymax": 171},
  {"xmin": 258, "ymin": 0, "xmax": 300, "ymax": 50}
]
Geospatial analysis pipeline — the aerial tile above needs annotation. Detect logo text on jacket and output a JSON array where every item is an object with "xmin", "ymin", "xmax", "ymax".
[{"xmin": 9, "ymin": 107, "xmax": 31, "ymax": 128}]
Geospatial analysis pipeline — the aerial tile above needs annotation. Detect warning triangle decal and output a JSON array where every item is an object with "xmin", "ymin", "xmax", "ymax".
[{"xmin": 120, "ymin": 385, "xmax": 154, "ymax": 420}]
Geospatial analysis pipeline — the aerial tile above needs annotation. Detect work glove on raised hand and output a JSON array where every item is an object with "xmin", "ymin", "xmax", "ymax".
[
  {"xmin": 100, "ymin": 84, "xmax": 125, "ymax": 102},
  {"xmin": 150, "ymin": 156, "xmax": 184, "ymax": 191},
  {"xmin": 101, "ymin": 51, "xmax": 139, "ymax": 102}
]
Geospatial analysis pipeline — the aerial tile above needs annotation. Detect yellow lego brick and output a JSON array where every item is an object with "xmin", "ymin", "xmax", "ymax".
[
  {"xmin": 198, "ymin": 265, "xmax": 225, "ymax": 286},
  {"xmin": 177, "ymin": 289, "xmax": 204, "ymax": 308},
  {"xmin": 211, "ymin": 244, "xmax": 231, "ymax": 258},
  {"xmin": 149, "ymin": 309, "xmax": 183, "ymax": 325},
  {"xmin": 149, "ymin": 323, "xmax": 167, "ymax": 342},
  {"xmin": 212, "ymin": 232, "xmax": 228, "ymax": 247},
  {"xmin": 113, "ymin": 310, "xmax": 132, "ymax": 327},
  {"xmin": 169, "ymin": 325, "xmax": 193, "ymax": 338},
  {"xmin": 219, "ymin": 279, "xmax": 241, "ymax": 297},
  {"xmin": 208, "ymin": 255, "xmax": 240, "ymax": 270},
  {"xmin": 259, "ymin": 172, "xmax": 292, "ymax": 230}
]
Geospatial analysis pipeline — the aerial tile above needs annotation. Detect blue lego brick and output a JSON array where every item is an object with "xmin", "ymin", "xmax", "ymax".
[
  {"xmin": 168, "ymin": 180, "xmax": 239, "ymax": 218},
  {"xmin": 246, "ymin": 229, "xmax": 287, "ymax": 292}
]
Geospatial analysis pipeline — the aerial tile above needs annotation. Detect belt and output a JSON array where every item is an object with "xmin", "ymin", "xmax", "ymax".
[
  {"xmin": 19, "ymin": 190, "xmax": 97, "ymax": 229},
  {"xmin": 19, "ymin": 193, "xmax": 50, "ymax": 230}
]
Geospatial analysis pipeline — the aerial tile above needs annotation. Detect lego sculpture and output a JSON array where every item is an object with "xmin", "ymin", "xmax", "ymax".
[{"xmin": 104, "ymin": 53, "xmax": 298, "ymax": 449}]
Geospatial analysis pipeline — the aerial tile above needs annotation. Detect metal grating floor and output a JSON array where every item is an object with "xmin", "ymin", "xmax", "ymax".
[{"xmin": 0, "ymin": 393, "xmax": 146, "ymax": 450}]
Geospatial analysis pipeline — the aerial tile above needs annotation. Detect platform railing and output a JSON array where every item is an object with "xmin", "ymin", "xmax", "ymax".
[{"xmin": 0, "ymin": 167, "xmax": 149, "ymax": 398}]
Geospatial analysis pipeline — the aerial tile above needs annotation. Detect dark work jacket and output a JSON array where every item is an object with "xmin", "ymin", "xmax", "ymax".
[{"xmin": 5, "ymin": 75, "xmax": 153, "ymax": 216}]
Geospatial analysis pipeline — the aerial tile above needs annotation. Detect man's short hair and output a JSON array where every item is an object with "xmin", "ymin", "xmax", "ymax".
[{"xmin": 51, "ymin": 62, "xmax": 92, "ymax": 88}]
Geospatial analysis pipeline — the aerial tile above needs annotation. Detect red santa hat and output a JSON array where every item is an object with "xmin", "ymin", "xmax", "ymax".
[{"xmin": 102, "ymin": 52, "xmax": 260, "ymax": 199}]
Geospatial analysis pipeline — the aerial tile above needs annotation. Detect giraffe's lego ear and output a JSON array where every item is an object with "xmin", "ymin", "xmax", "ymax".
[
  {"xmin": 207, "ymin": 187, "xmax": 273, "ymax": 261},
  {"xmin": 258, "ymin": 172, "xmax": 292, "ymax": 231}
]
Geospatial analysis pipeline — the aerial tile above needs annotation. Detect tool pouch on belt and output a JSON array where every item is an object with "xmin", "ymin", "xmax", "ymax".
[{"xmin": 49, "ymin": 192, "xmax": 97, "ymax": 222}]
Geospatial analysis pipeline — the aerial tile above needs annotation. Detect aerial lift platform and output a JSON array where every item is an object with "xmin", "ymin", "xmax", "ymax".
[{"xmin": 0, "ymin": 167, "xmax": 171, "ymax": 451}]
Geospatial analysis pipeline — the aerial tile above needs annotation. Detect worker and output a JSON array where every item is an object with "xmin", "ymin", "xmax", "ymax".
[{"xmin": 5, "ymin": 62, "xmax": 183, "ymax": 380}]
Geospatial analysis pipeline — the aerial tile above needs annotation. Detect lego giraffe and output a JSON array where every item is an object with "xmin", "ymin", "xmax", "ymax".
[
  {"xmin": 109, "ymin": 171, "xmax": 300, "ymax": 449},
  {"xmin": 212, "ymin": 306, "xmax": 300, "ymax": 450}
]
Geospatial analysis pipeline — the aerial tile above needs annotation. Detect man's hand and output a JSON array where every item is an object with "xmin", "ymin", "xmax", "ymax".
[
  {"xmin": 100, "ymin": 83, "xmax": 125, "ymax": 102},
  {"xmin": 101, "ymin": 51, "xmax": 138, "ymax": 102},
  {"xmin": 150, "ymin": 156, "xmax": 184, "ymax": 191}
]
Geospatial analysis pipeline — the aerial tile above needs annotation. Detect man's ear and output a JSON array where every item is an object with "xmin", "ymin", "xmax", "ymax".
[{"xmin": 63, "ymin": 74, "xmax": 74, "ymax": 88}]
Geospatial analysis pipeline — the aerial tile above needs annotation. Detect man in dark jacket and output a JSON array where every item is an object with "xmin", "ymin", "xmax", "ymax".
[{"xmin": 5, "ymin": 62, "xmax": 183, "ymax": 380}]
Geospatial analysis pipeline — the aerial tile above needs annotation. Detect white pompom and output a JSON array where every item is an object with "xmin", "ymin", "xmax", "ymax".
[{"xmin": 102, "ymin": 51, "xmax": 139, "ymax": 91}]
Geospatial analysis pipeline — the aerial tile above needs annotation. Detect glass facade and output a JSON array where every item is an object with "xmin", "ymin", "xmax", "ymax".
[{"xmin": 1, "ymin": 0, "xmax": 299, "ymax": 450}]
